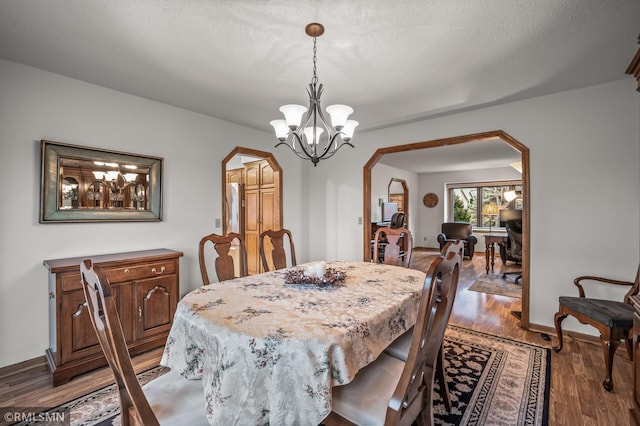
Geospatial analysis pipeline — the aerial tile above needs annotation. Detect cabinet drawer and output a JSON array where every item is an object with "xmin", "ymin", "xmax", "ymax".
[
  {"xmin": 104, "ymin": 260, "xmax": 177, "ymax": 283},
  {"xmin": 61, "ymin": 273, "xmax": 82, "ymax": 292}
]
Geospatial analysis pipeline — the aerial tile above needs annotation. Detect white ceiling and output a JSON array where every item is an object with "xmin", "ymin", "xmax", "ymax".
[
  {"xmin": 1, "ymin": 0, "xmax": 638, "ymax": 138},
  {"xmin": 377, "ymin": 137, "xmax": 522, "ymax": 174}
]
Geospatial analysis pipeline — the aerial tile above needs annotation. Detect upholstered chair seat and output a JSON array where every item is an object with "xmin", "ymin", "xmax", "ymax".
[{"xmin": 557, "ymin": 297, "xmax": 634, "ymax": 328}]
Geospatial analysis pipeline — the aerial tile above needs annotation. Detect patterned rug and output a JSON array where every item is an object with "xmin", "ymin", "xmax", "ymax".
[
  {"xmin": 20, "ymin": 326, "xmax": 549, "ymax": 426},
  {"xmin": 469, "ymin": 273, "xmax": 522, "ymax": 298},
  {"xmin": 434, "ymin": 325, "xmax": 549, "ymax": 425}
]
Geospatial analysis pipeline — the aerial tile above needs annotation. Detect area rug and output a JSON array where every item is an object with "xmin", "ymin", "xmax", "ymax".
[
  {"xmin": 469, "ymin": 273, "xmax": 522, "ymax": 298},
  {"xmin": 434, "ymin": 325, "xmax": 549, "ymax": 425},
  {"xmin": 21, "ymin": 326, "xmax": 549, "ymax": 426}
]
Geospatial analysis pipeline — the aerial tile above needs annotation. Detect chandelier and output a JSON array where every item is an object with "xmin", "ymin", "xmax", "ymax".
[{"xmin": 270, "ymin": 23, "xmax": 358, "ymax": 166}]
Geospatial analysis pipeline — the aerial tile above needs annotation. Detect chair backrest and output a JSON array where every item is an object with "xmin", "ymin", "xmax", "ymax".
[
  {"xmin": 441, "ymin": 222, "xmax": 472, "ymax": 240},
  {"xmin": 623, "ymin": 265, "xmax": 640, "ymax": 304},
  {"xmin": 259, "ymin": 228, "xmax": 297, "ymax": 271},
  {"xmin": 505, "ymin": 222, "xmax": 522, "ymax": 260},
  {"xmin": 389, "ymin": 212, "xmax": 406, "ymax": 229},
  {"xmin": 441, "ymin": 240, "xmax": 464, "ymax": 259},
  {"xmin": 198, "ymin": 232, "xmax": 247, "ymax": 284},
  {"xmin": 386, "ymin": 250, "xmax": 460, "ymax": 424},
  {"xmin": 80, "ymin": 259, "xmax": 160, "ymax": 426},
  {"xmin": 372, "ymin": 227, "xmax": 413, "ymax": 268}
]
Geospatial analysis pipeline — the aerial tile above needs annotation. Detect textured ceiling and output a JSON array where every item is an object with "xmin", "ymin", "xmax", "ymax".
[{"xmin": 1, "ymin": 0, "xmax": 638, "ymax": 139}]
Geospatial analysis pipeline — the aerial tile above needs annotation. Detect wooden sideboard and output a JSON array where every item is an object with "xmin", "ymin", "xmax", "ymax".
[{"xmin": 44, "ymin": 249, "xmax": 183, "ymax": 386}]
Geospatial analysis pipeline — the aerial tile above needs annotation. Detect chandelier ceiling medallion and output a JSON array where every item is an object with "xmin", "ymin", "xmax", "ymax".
[{"xmin": 270, "ymin": 23, "xmax": 358, "ymax": 166}]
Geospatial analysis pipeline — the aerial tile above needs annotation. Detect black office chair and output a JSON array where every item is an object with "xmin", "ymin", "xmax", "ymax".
[
  {"xmin": 389, "ymin": 212, "xmax": 405, "ymax": 229},
  {"xmin": 499, "ymin": 209, "xmax": 522, "ymax": 283}
]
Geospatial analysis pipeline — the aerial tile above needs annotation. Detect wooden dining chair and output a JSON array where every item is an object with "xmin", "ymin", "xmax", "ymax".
[
  {"xmin": 80, "ymin": 259, "xmax": 208, "ymax": 426},
  {"xmin": 198, "ymin": 232, "xmax": 247, "ymax": 284},
  {"xmin": 382, "ymin": 240, "xmax": 463, "ymax": 412},
  {"xmin": 259, "ymin": 228, "xmax": 297, "ymax": 271},
  {"xmin": 553, "ymin": 264, "xmax": 640, "ymax": 391},
  {"xmin": 372, "ymin": 227, "xmax": 413, "ymax": 267},
  {"xmin": 327, "ymin": 250, "xmax": 461, "ymax": 426}
]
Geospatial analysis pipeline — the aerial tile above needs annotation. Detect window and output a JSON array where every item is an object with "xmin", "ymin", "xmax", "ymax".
[{"xmin": 447, "ymin": 181, "xmax": 522, "ymax": 229}]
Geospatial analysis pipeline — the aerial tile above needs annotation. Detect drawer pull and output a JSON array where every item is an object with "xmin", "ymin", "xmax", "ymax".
[
  {"xmin": 124, "ymin": 269, "xmax": 130, "ymax": 274},
  {"xmin": 151, "ymin": 266, "xmax": 166, "ymax": 275},
  {"xmin": 138, "ymin": 306, "xmax": 143, "ymax": 321}
]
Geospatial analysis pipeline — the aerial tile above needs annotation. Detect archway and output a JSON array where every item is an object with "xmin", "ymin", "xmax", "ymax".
[{"xmin": 363, "ymin": 130, "xmax": 531, "ymax": 329}]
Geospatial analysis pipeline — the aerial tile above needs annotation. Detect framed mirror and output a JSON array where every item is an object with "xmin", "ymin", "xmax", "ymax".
[{"xmin": 40, "ymin": 140, "xmax": 163, "ymax": 222}]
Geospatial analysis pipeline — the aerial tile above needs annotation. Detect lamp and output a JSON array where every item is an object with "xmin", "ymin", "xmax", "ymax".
[
  {"xmin": 270, "ymin": 23, "xmax": 358, "ymax": 166},
  {"xmin": 481, "ymin": 202, "xmax": 499, "ymax": 234},
  {"xmin": 504, "ymin": 190, "xmax": 523, "ymax": 203}
]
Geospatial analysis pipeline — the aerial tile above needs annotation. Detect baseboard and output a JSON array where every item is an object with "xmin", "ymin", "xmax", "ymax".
[
  {"xmin": 414, "ymin": 246, "xmax": 439, "ymax": 252},
  {"xmin": 527, "ymin": 322, "xmax": 600, "ymax": 345},
  {"xmin": 0, "ymin": 355, "xmax": 47, "ymax": 379}
]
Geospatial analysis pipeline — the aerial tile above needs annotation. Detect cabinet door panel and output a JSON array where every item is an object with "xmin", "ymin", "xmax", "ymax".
[
  {"xmin": 65, "ymin": 290, "xmax": 98, "ymax": 360},
  {"xmin": 260, "ymin": 162, "xmax": 275, "ymax": 187},
  {"xmin": 136, "ymin": 275, "xmax": 177, "ymax": 340},
  {"xmin": 245, "ymin": 189, "xmax": 260, "ymax": 275},
  {"xmin": 61, "ymin": 284, "xmax": 126, "ymax": 363}
]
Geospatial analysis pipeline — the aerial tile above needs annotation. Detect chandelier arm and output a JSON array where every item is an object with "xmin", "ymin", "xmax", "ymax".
[
  {"xmin": 274, "ymin": 137, "xmax": 315, "ymax": 161},
  {"xmin": 317, "ymin": 136, "xmax": 355, "ymax": 160}
]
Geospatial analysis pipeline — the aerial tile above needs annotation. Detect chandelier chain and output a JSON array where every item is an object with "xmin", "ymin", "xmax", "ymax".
[{"xmin": 311, "ymin": 37, "xmax": 318, "ymax": 85}]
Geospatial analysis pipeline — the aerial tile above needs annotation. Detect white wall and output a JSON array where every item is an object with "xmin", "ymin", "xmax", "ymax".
[
  {"xmin": 303, "ymin": 78, "xmax": 640, "ymax": 334},
  {"xmin": 0, "ymin": 59, "xmax": 304, "ymax": 367},
  {"xmin": 1, "ymin": 56, "xmax": 638, "ymax": 367},
  {"xmin": 417, "ymin": 166, "xmax": 522, "ymax": 249}
]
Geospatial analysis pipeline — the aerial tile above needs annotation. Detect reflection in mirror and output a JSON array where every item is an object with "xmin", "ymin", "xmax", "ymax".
[
  {"xmin": 58, "ymin": 157, "xmax": 150, "ymax": 211},
  {"xmin": 40, "ymin": 140, "xmax": 163, "ymax": 222}
]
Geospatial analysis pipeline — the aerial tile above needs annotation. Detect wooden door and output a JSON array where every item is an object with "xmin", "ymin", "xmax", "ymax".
[
  {"xmin": 243, "ymin": 160, "xmax": 280, "ymax": 275},
  {"xmin": 245, "ymin": 187, "xmax": 261, "ymax": 275}
]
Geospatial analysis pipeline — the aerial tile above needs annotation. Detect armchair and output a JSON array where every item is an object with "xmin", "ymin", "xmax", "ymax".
[
  {"xmin": 553, "ymin": 265, "xmax": 640, "ymax": 391},
  {"xmin": 437, "ymin": 222, "xmax": 477, "ymax": 259}
]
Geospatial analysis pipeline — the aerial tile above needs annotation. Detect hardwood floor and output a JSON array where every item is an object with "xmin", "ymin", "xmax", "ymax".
[
  {"xmin": 0, "ymin": 250, "xmax": 633, "ymax": 425},
  {"xmin": 411, "ymin": 248, "xmax": 634, "ymax": 426}
]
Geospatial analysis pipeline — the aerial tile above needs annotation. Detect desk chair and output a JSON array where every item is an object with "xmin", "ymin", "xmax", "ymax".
[
  {"xmin": 198, "ymin": 232, "xmax": 247, "ymax": 283},
  {"xmin": 259, "ymin": 228, "xmax": 297, "ymax": 271},
  {"xmin": 499, "ymin": 209, "xmax": 522, "ymax": 283},
  {"xmin": 372, "ymin": 227, "xmax": 413, "ymax": 267},
  {"xmin": 80, "ymin": 259, "xmax": 207, "ymax": 426},
  {"xmin": 553, "ymin": 265, "xmax": 640, "ymax": 391},
  {"xmin": 327, "ymin": 251, "xmax": 461, "ymax": 425}
]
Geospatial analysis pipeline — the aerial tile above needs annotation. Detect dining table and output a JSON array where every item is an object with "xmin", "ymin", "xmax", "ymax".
[{"xmin": 161, "ymin": 260, "xmax": 426, "ymax": 426}]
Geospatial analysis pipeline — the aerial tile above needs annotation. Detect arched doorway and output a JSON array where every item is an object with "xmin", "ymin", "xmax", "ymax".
[
  {"xmin": 222, "ymin": 147, "xmax": 283, "ymax": 275},
  {"xmin": 363, "ymin": 130, "xmax": 531, "ymax": 329}
]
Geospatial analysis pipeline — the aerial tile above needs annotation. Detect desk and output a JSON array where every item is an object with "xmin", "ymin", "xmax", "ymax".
[
  {"xmin": 161, "ymin": 261, "xmax": 425, "ymax": 425},
  {"xmin": 485, "ymin": 234, "xmax": 508, "ymax": 273}
]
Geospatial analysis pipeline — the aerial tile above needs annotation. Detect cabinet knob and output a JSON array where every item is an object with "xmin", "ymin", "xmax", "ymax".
[
  {"xmin": 151, "ymin": 266, "xmax": 166, "ymax": 275},
  {"xmin": 138, "ymin": 306, "xmax": 143, "ymax": 321}
]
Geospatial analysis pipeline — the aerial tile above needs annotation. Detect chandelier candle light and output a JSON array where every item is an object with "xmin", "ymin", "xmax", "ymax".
[{"xmin": 270, "ymin": 23, "xmax": 358, "ymax": 166}]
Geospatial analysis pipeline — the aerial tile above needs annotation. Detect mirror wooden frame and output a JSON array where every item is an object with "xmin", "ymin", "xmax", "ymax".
[{"xmin": 40, "ymin": 140, "xmax": 163, "ymax": 223}]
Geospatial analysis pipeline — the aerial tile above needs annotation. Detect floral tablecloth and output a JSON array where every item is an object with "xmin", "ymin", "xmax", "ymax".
[{"xmin": 161, "ymin": 260, "xmax": 425, "ymax": 425}]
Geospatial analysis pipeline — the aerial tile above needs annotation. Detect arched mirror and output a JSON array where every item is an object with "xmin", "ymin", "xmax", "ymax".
[
  {"xmin": 388, "ymin": 178, "xmax": 408, "ymax": 227},
  {"xmin": 222, "ymin": 147, "xmax": 283, "ymax": 276}
]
